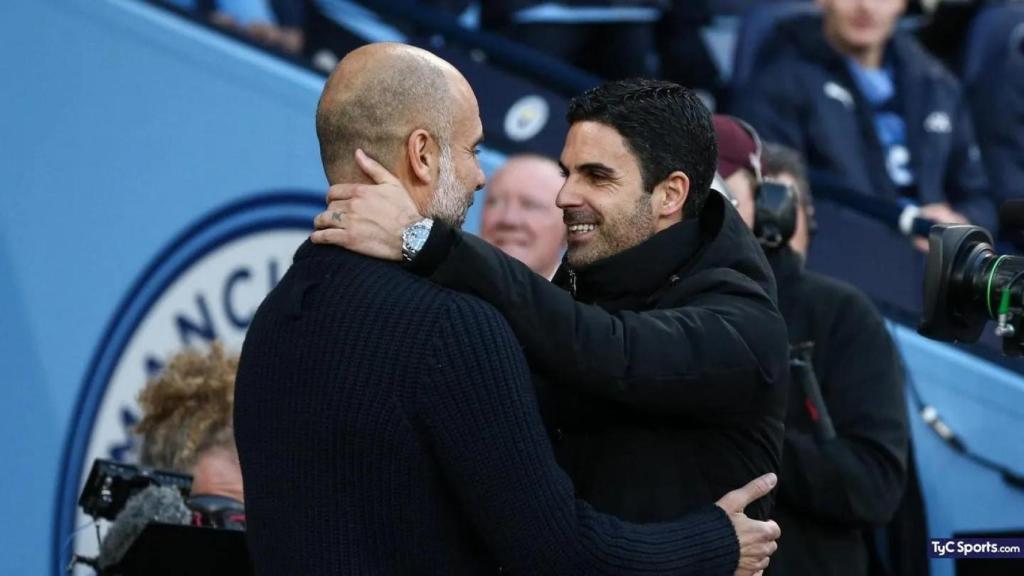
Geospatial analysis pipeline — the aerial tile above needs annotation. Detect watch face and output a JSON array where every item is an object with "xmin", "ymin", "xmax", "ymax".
[
  {"xmin": 410, "ymin": 226, "xmax": 429, "ymax": 244},
  {"xmin": 404, "ymin": 221, "xmax": 432, "ymax": 261}
]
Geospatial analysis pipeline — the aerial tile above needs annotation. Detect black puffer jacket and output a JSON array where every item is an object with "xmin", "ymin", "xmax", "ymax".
[{"xmin": 413, "ymin": 192, "xmax": 789, "ymax": 522}]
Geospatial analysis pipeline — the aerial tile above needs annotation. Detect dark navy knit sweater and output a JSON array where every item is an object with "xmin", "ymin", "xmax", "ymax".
[{"xmin": 234, "ymin": 241, "xmax": 739, "ymax": 575}]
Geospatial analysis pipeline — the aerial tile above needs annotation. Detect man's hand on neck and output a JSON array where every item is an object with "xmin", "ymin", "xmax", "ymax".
[{"xmin": 312, "ymin": 149, "xmax": 424, "ymax": 261}]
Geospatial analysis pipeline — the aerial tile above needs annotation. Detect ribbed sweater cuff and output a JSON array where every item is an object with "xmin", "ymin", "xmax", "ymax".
[{"xmin": 678, "ymin": 504, "xmax": 740, "ymax": 575}]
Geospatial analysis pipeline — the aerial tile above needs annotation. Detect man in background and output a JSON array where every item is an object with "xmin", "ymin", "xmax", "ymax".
[
  {"xmin": 760, "ymin": 142, "xmax": 816, "ymax": 258},
  {"xmin": 734, "ymin": 0, "xmax": 995, "ymax": 241},
  {"xmin": 712, "ymin": 115, "xmax": 816, "ymax": 255},
  {"xmin": 480, "ymin": 155, "xmax": 565, "ymax": 279},
  {"xmin": 715, "ymin": 117, "xmax": 908, "ymax": 576},
  {"xmin": 712, "ymin": 115, "xmax": 759, "ymax": 230},
  {"xmin": 100, "ymin": 343, "xmax": 245, "ymax": 569},
  {"xmin": 135, "ymin": 342, "xmax": 244, "ymax": 506}
]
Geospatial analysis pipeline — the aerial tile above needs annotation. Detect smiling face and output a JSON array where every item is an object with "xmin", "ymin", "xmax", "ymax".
[
  {"xmin": 556, "ymin": 121, "xmax": 658, "ymax": 269},
  {"xmin": 480, "ymin": 156, "xmax": 566, "ymax": 277}
]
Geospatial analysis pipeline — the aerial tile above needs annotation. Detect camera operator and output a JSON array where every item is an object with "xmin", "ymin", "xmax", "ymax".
[
  {"xmin": 135, "ymin": 343, "xmax": 243, "ymax": 506},
  {"xmin": 98, "ymin": 344, "xmax": 244, "ymax": 570},
  {"xmin": 715, "ymin": 116, "xmax": 909, "ymax": 576}
]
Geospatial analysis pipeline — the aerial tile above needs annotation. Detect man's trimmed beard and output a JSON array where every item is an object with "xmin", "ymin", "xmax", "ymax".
[
  {"xmin": 427, "ymin": 142, "xmax": 473, "ymax": 229},
  {"xmin": 565, "ymin": 192, "xmax": 656, "ymax": 269}
]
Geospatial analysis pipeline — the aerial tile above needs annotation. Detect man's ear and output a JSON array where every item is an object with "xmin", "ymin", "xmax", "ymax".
[
  {"xmin": 406, "ymin": 129, "xmax": 438, "ymax": 186},
  {"xmin": 654, "ymin": 170, "xmax": 690, "ymax": 219}
]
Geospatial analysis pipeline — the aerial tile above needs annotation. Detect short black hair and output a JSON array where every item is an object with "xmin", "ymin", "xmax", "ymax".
[{"xmin": 567, "ymin": 79, "xmax": 717, "ymax": 216}]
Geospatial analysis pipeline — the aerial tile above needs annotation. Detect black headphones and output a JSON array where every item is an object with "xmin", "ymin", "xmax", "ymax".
[{"xmin": 732, "ymin": 118, "xmax": 800, "ymax": 249}]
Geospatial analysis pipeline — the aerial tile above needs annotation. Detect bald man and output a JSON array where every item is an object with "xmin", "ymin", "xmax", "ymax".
[
  {"xmin": 235, "ymin": 43, "xmax": 779, "ymax": 575},
  {"xmin": 480, "ymin": 155, "xmax": 566, "ymax": 279}
]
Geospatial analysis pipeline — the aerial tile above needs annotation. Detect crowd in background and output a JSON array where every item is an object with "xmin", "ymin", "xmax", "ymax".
[{"xmin": 156, "ymin": 0, "xmax": 1023, "ymax": 249}]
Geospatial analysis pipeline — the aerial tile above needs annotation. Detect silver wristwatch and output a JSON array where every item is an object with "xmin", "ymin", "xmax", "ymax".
[{"xmin": 401, "ymin": 218, "xmax": 434, "ymax": 263}]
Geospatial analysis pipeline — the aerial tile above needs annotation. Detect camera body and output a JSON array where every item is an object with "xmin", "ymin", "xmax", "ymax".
[{"xmin": 79, "ymin": 459, "xmax": 193, "ymax": 521}]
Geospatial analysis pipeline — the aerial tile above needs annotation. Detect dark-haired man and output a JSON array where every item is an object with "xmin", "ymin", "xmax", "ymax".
[{"xmin": 312, "ymin": 78, "xmax": 789, "ymax": 527}]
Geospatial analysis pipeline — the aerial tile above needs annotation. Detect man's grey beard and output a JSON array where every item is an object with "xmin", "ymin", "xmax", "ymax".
[{"xmin": 427, "ymin": 143, "xmax": 473, "ymax": 229}]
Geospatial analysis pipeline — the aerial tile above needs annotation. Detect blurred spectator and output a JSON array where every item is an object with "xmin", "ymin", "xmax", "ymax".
[
  {"xmin": 762, "ymin": 141, "xmax": 816, "ymax": 257},
  {"xmin": 712, "ymin": 114, "xmax": 759, "ymax": 228},
  {"xmin": 480, "ymin": 155, "xmax": 566, "ymax": 279},
  {"xmin": 161, "ymin": 0, "xmax": 305, "ymax": 54},
  {"xmin": 213, "ymin": 0, "xmax": 305, "ymax": 54},
  {"xmin": 302, "ymin": 0, "xmax": 401, "ymax": 72},
  {"xmin": 135, "ymin": 343, "xmax": 243, "ymax": 504},
  {"xmin": 967, "ymin": 16, "xmax": 1024, "ymax": 244},
  {"xmin": 716, "ymin": 118, "xmax": 909, "ymax": 576},
  {"xmin": 656, "ymin": 0, "xmax": 723, "ymax": 97},
  {"xmin": 733, "ymin": 0, "xmax": 997, "ymax": 247},
  {"xmin": 762, "ymin": 141, "xmax": 930, "ymax": 576},
  {"xmin": 915, "ymin": 0, "xmax": 983, "ymax": 70},
  {"xmin": 480, "ymin": 1, "xmax": 669, "ymax": 79},
  {"xmin": 712, "ymin": 119, "xmax": 817, "ymax": 255},
  {"xmin": 98, "ymin": 344, "xmax": 244, "ymax": 569}
]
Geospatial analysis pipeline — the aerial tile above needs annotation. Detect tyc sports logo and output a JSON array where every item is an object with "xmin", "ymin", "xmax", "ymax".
[{"xmin": 54, "ymin": 193, "xmax": 321, "ymax": 574}]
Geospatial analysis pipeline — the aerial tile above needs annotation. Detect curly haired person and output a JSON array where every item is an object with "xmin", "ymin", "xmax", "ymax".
[{"xmin": 135, "ymin": 343, "xmax": 243, "ymax": 505}]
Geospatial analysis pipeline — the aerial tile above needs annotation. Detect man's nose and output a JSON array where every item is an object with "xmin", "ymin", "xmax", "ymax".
[
  {"xmin": 495, "ymin": 201, "xmax": 524, "ymax": 227},
  {"xmin": 556, "ymin": 182, "xmax": 579, "ymax": 209},
  {"xmin": 474, "ymin": 166, "xmax": 486, "ymax": 192}
]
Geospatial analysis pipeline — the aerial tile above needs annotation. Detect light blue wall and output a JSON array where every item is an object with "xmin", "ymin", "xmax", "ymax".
[
  {"xmin": 891, "ymin": 325, "xmax": 1024, "ymax": 576},
  {"xmin": 0, "ymin": 1, "xmax": 1021, "ymax": 575},
  {"xmin": 1, "ymin": 0, "xmax": 320, "ymax": 572},
  {"xmin": 0, "ymin": 2, "xmax": 498, "ymax": 573}
]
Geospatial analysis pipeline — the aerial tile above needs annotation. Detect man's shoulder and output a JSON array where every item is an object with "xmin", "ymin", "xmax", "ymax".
[
  {"xmin": 425, "ymin": 290, "xmax": 531, "ymax": 390},
  {"xmin": 750, "ymin": 16, "xmax": 834, "ymax": 82},
  {"xmin": 289, "ymin": 243, "xmax": 520, "ymax": 356},
  {"xmin": 277, "ymin": 241, "xmax": 477, "ymax": 330},
  {"xmin": 677, "ymin": 202, "xmax": 777, "ymax": 304},
  {"xmin": 892, "ymin": 32, "xmax": 962, "ymax": 91},
  {"xmin": 437, "ymin": 290, "xmax": 518, "ymax": 343},
  {"xmin": 747, "ymin": 48, "xmax": 823, "ymax": 88}
]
